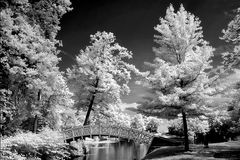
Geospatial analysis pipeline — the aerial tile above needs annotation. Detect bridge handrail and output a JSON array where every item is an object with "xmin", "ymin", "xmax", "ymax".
[{"xmin": 63, "ymin": 124, "xmax": 152, "ymax": 133}]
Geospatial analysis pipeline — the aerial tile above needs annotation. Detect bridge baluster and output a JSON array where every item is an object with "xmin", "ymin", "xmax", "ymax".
[
  {"xmin": 90, "ymin": 125, "xmax": 92, "ymax": 138},
  {"xmin": 99, "ymin": 124, "xmax": 101, "ymax": 135},
  {"xmin": 108, "ymin": 125, "xmax": 111, "ymax": 138}
]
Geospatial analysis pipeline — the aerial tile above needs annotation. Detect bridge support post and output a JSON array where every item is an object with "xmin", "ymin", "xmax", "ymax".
[
  {"xmin": 146, "ymin": 140, "xmax": 153, "ymax": 154},
  {"xmin": 81, "ymin": 127, "xmax": 83, "ymax": 140},
  {"xmin": 63, "ymin": 132, "xmax": 66, "ymax": 143},
  {"xmin": 133, "ymin": 142, "xmax": 137, "ymax": 160},
  {"xmin": 72, "ymin": 129, "xmax": 75, "ymax": 141},
  {"xmin": 127, "ymin": 128, "xmax": 130, "ymax": 142},
  {"xmin": 107, "ymin": 125, "xmax": 110, "ymax": 139},
  {"xmin": 90, "ymin": 125, "xmax": 92, "ymax": 139},
  {"xmin": 99, "ymin": 124, "xmax": 102, "ymax": 140}
]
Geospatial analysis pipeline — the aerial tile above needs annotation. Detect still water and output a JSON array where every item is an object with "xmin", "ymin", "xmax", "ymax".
[{"xmin": 75, "ymin": 140, "xmax": 147, "ymax": 160}]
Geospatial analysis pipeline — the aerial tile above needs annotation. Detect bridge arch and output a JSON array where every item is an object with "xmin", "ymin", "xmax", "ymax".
[{"xmin": 62, "ymin": 124, "xmax": 154, "ymax": 145}]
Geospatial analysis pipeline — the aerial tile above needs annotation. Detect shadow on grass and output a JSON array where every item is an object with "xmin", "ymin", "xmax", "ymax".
[
  {"xmin": 143, "ymin": 141, "xmax": 240, "ymax": 160},
  {"xmin": 214, "ymin": 151, "xmax": 240, "ymax": 159},
  {"xmin": 143, "ymin": 146, "xmax": 185, "ymax": 159}
]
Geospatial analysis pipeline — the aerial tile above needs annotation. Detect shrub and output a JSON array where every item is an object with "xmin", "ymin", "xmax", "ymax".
[
  {"xmin": 208, "ymin": 117, "xmax": 240, "ymax": 142},
  {"xmin": 145, "ymin": 118, "xmax": 160, "ymax": 133},
  {"xmin": 168, "ymin": 117, "xmax": 209, "ymax": 143},
  {"xmin": 69, "ymin": 140, "xmax": 88, "ymax": 157},
  {"xmin": 130, "ymin": 114, "xmax": 145, "ymax": 130},
  {"xmin": 1, "ymin": 128, "xmax": 70, "ymax": 160}
]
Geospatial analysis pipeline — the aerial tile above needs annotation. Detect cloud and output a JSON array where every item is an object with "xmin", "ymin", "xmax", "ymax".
[
  {"xmin": 118, "ymin": 102, "xmax": 140, "ymax": 115},
  {"xmin": 227, "ymin": 69, "xmax": 240, "ymax": 81},
  {"xmin": 209, "ymin": 69, "xmax": 240, "ymax": 107},
  {"xmin": 217, "ymin": 69, "xmax": 240, "ymax": 90},
  {"xmin": 121, "ymin": 81, "xmax": 151, "ymax": 103},
  {"xmin": 119, "ymin": 102, "xmax": 139, "ymax": 110}
]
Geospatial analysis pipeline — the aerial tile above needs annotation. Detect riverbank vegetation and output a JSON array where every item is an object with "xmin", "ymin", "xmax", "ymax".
[
  {"xmin": 1, "ymin": 128, "xmax": 70, "ymax": 160},
  {"xmin": 1, "ymin": 0, "xmax": 240, "ymax": 159}
]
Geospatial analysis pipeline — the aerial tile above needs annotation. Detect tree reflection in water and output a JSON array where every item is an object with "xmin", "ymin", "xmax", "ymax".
[{"xmin": 74, "ymin": 140, "xmax": 147, "ymax": 160}]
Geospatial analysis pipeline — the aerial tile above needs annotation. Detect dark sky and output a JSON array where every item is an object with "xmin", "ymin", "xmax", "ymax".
[{"xmin": 57, "ymin": 0, "xmax": 240, "ymax": 104}]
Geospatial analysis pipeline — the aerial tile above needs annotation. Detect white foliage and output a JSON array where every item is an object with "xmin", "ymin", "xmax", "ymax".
[
  {"xmin": 138, "ymin": 4, "xmax": 214, "ymax": 119},
  {"xmin": 221, "ymin": 8, "xmax": 240, "ymax": 68},
  {"xmin": 68, "ymin": 31, "xmax": 141, "ymax": 116},
  {"xmin": 0, "ymin": 0, "xmax": 73, "ymax": 129}
]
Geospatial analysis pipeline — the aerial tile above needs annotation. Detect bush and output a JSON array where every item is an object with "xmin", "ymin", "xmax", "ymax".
[
  {"xmin": 208, "ymin": 117, "xmax": 240, "ymax": 142},
  {"xmin": 1, "ymin": 128, "xmax": 70, "ymax": 160},
  {"xmin": 130, "ymin": 114, "xmax": 145, "ymax": 130},
  {"xmin": 145, "ymin": 118, "xmax": 159, "ymax": 133},
  {"xmin": 69, "ymin": 140, "xmax": 88, "ymax": 157},
  {"xmin": 168, "ymin": 117, "xmax": 209, "ymax": 143}
]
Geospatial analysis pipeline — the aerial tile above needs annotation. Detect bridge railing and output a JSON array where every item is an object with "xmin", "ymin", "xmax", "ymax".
[{"xmin": 62, "ymin": 124, "xmax": 154, "ymax": 145}]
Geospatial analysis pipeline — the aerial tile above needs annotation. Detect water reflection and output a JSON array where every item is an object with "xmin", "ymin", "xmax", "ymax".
[{"xmin": 74, "ymin": 140, "xmax": 147, "ymax": 160}]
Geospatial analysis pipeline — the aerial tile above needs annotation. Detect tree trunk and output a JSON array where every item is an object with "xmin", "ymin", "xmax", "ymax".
[
  {"xmin": 33, "ymin": 90, "xmax": 41, "ymax": 133},
  {"xmin": 83, "ymin": 78, "xmax": 99, "ymax": 126},
  {"xmin": 203, "ymin": 133, "xmax": 209, "ymax": 148},
  {"xmin": 182, "ymin": 110, "xmax": 189, "ymax": 151},
  {"xmin": 33, "ymin": 115, "xmax": 38, "ymax": 133}
]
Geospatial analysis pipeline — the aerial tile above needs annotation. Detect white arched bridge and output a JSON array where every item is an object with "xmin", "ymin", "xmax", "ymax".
[
  {"xmin": 62, "ymin": 123, "xmax": 181, "ymax": 155},
  {"xmin": 62, "ymin": 124, "xmax": 155, "ymax": 145}
]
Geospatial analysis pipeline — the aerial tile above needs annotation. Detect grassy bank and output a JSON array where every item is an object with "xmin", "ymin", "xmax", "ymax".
[{"xmin": 143, "ymin": 141, "xmax": 240, "ymax": 160}]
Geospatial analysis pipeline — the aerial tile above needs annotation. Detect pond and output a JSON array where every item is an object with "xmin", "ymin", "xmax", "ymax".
[{"xmin": 74, "ymin": 140, "xmax": 148, "ymax": 160}]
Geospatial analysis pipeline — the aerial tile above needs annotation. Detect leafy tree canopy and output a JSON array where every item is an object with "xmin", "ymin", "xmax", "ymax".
[
  {"xmin": 138, "ymin": 4, "xmax": 214, "ymax": 118},
  {"xmin": 0, "ymin": 0, "xmax": 73, "ymax": 134},
  {"xmin": 67, "ymin": 31, "xmax": 144, "ymax": 125}
]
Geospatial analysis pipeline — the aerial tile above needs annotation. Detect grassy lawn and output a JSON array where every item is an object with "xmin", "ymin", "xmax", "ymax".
[{"xmin": 143, "ymin": 141, "xmax": 240, "ymax": 160}]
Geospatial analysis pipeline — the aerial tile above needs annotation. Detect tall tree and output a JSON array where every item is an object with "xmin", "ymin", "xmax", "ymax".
[
  {"xmin": 0, "ymin": 0, "xmax": 73, "ymax": 134},
  {"xmin": 138, "ymin": 4, "xmax": 214, "ymax": 151},
  {"xmin": 221, "ymin": 8, "xmax": 240, "ymax": 68},
  {"xmin": 67, "ymin": 31, "xmax": 142, "ymax": 125},
  {"xmin": 218, "ymin": 7, "xmax": 240, "ymax": 134},
  {"xmin": 221, "ymin": 8, "xmax": 240, "ymax": 44}
]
